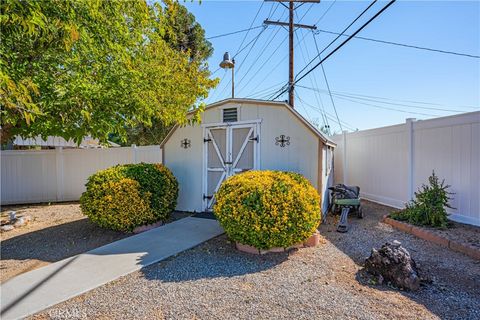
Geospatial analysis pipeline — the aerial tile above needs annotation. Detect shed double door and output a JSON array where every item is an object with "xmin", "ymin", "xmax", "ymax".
[{"xmin": 203, "ymin": 122, "xmax": 259, "ymax": 211}]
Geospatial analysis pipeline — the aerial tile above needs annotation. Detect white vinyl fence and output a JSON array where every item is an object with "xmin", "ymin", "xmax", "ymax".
[
  {"xmin": 1, "ymin": 145, "xmax": 162, "ymax": 205},
  {"xmin": 332, "ymin": 111, "xmax": 480, "ymax": 226}
]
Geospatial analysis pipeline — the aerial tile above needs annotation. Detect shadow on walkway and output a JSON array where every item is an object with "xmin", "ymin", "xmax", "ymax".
[{"xmin": 1, "ymin": 219, "xmax": 127, "ymax": 264}]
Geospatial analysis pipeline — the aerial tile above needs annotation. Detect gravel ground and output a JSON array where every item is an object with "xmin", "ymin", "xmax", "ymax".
[
  {"xmin": 30, "ymin": 201, "xmax": 480, "ymax": 320},
  {"xmin": 0, "ymin": 203, "xmax": 190, "ymax": 283}
]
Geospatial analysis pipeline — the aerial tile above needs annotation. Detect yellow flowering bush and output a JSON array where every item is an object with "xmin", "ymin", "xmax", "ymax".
[
  {"xmin": 214, "ymin": 171, "xmax": 321, "ymax": 249},
  {"xmin": 80, "ymin": 163, "xmax": 178, "ymax": 232}
]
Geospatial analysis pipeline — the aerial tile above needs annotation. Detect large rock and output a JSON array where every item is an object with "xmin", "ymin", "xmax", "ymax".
[{"xmin": 364, "ymin": 240, "xmax": 420, "ymax": 291}]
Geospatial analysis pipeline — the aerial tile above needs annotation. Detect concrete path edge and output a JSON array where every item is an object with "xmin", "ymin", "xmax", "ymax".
[{"xmin": 1, "ymin": 217, "xmax": 224, "ymax": 320}]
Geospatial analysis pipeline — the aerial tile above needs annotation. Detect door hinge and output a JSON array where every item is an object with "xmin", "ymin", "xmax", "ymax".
[
  {"xmin": 203, "ymin": 194, "xmax": 213, "ymax": 200},
  {"xmin": 249, "ymin": 135, "xmax": 259, "ymax": 142},
  {"xmin": 204, "ymin": 138, "xmax": 212, "ymax": 143},
  {"xmin": 224, "ymin": 161, "xmax": 233, "ymax": 165}
]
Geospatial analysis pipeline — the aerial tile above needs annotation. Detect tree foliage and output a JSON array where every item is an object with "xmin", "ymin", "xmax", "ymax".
[
  {"xmin": 0, "ymin": 0, "xmax": 217, "ymax": 144},
  {"xmin": 123, "ymin": 0, "xmax": 214, "ymax": 146}
]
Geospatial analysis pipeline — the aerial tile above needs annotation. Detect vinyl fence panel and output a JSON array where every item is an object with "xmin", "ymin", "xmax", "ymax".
[
  {"xmin": 1, "ymin": 145, "xmax": 162, "ymax": 205},
  {"xmin": 332, "ymin": 112, "xmax": 480, "ymax": 226}
]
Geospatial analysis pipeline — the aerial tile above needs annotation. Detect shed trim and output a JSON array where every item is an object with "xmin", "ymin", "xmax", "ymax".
[{"xmin": 160, "ymin": 98, "xmax": 336, "ymax": 148}]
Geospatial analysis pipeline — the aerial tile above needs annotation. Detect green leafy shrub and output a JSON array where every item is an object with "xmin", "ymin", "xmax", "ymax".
[
  {"xmin": 214, "ymin": 171, "xmax": 321, "ymax": 249},
  {"xmin": 391, "ymin": 171, "xmax": 453, "ymax": 228},
  {"xmin": 80, "ymin": 163, "xmax": 178, "ymax": 232}
]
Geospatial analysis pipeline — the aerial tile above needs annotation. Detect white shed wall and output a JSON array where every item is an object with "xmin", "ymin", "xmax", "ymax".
[
  {"xmin": 163, "ymin": 101, "xmax": 323, "ymax": 213},
  {"xmin": 163, "ymin": 124, "xmax": 204, "ymax": 212}
]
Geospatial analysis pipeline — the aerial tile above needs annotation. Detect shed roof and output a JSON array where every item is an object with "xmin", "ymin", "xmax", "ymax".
[{"xmin": 161, "ymin": 98, "xmax": 336, "ymax": 147}]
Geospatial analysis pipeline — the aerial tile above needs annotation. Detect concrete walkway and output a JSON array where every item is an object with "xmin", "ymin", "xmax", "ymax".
[{"xmin": 1, "ymin": 217, "xmax": 223, "ymax": 320}]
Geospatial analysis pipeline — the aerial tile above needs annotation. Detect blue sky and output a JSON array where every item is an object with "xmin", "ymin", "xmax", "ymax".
[{"xmin": 183, "ymin": 0, "xmax": 480, "ymax": 133}]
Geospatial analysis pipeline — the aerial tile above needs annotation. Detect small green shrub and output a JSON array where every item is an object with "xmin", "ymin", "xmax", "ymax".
[
  {"xmin": 213, "ymin": 170, "xmax": 321, "ymax": 249},
  {"xmin": 80, "ymin": 163, "xmax": 178, "ymax": 232},
  {"xmin": 391, "ymin": 171, "xmax": 453, "ymax": 228}
]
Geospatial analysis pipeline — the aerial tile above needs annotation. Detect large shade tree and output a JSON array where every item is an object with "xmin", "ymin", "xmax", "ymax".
[
  {"xmin": 124, "ymin": 0, "xmax": 214, "ymax": 146},
  {"xmin": 0, "ymin": 0, "xmax": 217, "ymax": 145}
]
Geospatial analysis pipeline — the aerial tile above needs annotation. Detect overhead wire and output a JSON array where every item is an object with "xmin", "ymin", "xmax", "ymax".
[
  {"xmin": 213, "ymin": 1, "xmax": 267, "ymax": 100},
  {"xmin": 210, "ymin": 0, "xmax": 337, "ymax": 101},
  {"xmin": 235, "ymin": 12, "xmax": 287, "ymax": 92},
  {"xmin": 311, "ymin": 29, "xmax": 342, "ymax": 131},
  {"xmin": 241, "ymin": 2, "xmax": 319, "ymax": 98},
  {"xmin": 235, "ymin": 1, "xmax": 265, "ymax": 57},
  {"xmin": 235, "ymin": 3, "xmax": 296, "ymax": 94},
  {"xmin": 296, "ymin": 94, "xmax": 357, "ymax": 131},
  {"xmin": 295, "ymin": 0, "xmax": 378, "ymax": 80},
  {"xmin": 272, "ymin": 0, "xmax": 397, "ymax": 100},
  {"xmin": 314, "ymin": 29, "xmax": 480, "ymax": 59},
  {"xmin": 245, "ymin": 81, "xmax": 287, "ymax": 99},
  {"xmin": 206, "ymin": 25, "xmax": 264, "ymax": 40},
  {"xmin": 216, "ymin": 26, "xmax": 268, "ymax": 99},
  {"xmin": 265, "ymin": 0, "xmax": 339, "ymax": 100},
  {"xmin": 294, "ymin": 25, "xmax": 330, "ymax": 131},
  {"xmin": 333, "ymin": 95, "xmax": 440, "ymax": 117},
  {"xmin": 326, "ymin": 89, "xmax": 479, "ymax": 110},
  {"xmin": 296, "ymin": 84, "xmax": 473, "ymax": 113}
]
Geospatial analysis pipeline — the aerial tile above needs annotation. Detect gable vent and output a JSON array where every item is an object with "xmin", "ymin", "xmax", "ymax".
[{"xmin": 223, "ymin": 108, "xmax": 238, "ymax": 123}]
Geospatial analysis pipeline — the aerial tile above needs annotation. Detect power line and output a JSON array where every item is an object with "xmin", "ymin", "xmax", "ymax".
[
  {"xmin": 296, "ymin": 84, "xmax": 474, "ymax": 113},
  {"xmin": 331, "ymin": 92, "xmax": 471, "ymax": 113},
  {"xmin": 330, "ymin": 89, "xmax": 479, "ymax": 110},
  {"xmin": 266, "ymin": 0, "xmax": 367, "ymax": 100},
  {"xmin": 273, "ymin": 0, "xmax": 397, "ymax": 100},
  {"xmin": 235, "ymin": 16, "xmax": 286, "ymax": 91},
  {"xmin": 236, "ymin": 9, "xmax": 293, "ymax": 95},
  {"xmin": 217, "ymin": 26, "xmax": 268, "ymax": 99},
  {"xmin": 206, "ymin": 25, "xmax": 264, "ymax": 40},
  {"xmin": 267, "ymin": 2, "xmax": 280, "ymax": 20},
  {"xmin": 242, "ymin": 2, "xmax": 321, "ymax": 98},
  {"xmin": 295, "ymin": 0, "xmax": 378, "ymax": 80},
  {"xmin": 314, "ymin": 0, "xmax": 337, "ymax": 25},
  {"xmin": 295, "ymin": 92, "xmax": 316, "ymax": 127},
  {"xmin": 294, "ymin": 26, "xmax": 330, "ymax": 129},
  {"xmin": 314, "ymin": 29, "xmax": 480, "ymax": 59},
  {"xmin": 208, "ymin": 69, "xmax": 228, "ymax": 102},
  {"xmin": 296, "ymin": 94, "xmax": 357, "ymax": 131},
  {"xmin": 333, "ymin": 95, "xmax": 439, "ymax": 117},
  {"xmin": 297, "ymin": 85, "xmax": 442, "ymax": 116},
  {"xmin": 210, "ymin": 25, "xmax": 267, "ymax": 102},
  {"xmin": 245, "ymin": 81, "xmax": 287, "ymax": 98},
  {"xmin": 234, "ymin": 26, "xmax": 268, "ymax": 59},
  {"xmin": 235, "ymin": 1, "xmax": 265, "ymax": 56},
  {"xmin": 311, "ymin": 29, "xmax": 342, "ymax": 131}
]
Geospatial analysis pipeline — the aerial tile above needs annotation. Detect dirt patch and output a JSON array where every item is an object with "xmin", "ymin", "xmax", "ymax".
[
  {"xmin": 426, "ymin": 221, "xmax": 480, "ymax": 249},
  {"xmin": 0, "ymin": 203, "xmax": 129, "ymax": 283},
  {"xmin": 1, "ymin": 203, "xmax": 191, "ymax": 283}
]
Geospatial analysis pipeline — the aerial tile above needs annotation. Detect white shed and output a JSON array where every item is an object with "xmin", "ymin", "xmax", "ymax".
[{"xmin": 161, "ymin": 98, "xmax": 336, "ymax": 213}]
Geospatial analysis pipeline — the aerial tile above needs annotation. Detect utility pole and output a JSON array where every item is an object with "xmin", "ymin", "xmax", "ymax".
[
  {"xmin": 264, "ymin": 0, "xmax": 318, "ymax": 108},
  {"xmin": 288, "ymin": 0, "xmax": 294, "ymax": 108}
]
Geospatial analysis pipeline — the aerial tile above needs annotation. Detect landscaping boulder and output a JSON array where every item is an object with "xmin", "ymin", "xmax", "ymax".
[{"xmin": 364, "ymin": 240, "xmax": 420, "ymax": 291}]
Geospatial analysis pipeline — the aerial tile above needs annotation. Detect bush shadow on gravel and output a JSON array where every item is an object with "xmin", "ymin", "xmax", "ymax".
[
  {"xmin": 1, "ymin": 211, "xmax": 191, "ymax": 266},
  {"xmin": 138, "ymin": 235, "xmax": 291, "ymax": 282},
  {"xmin": 319, "ymin": 200, "xmax": 480, "ymax": 320},
  {"xmin": 1, "ymin": 219, "xmax": 128, "ymax": 264}
]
